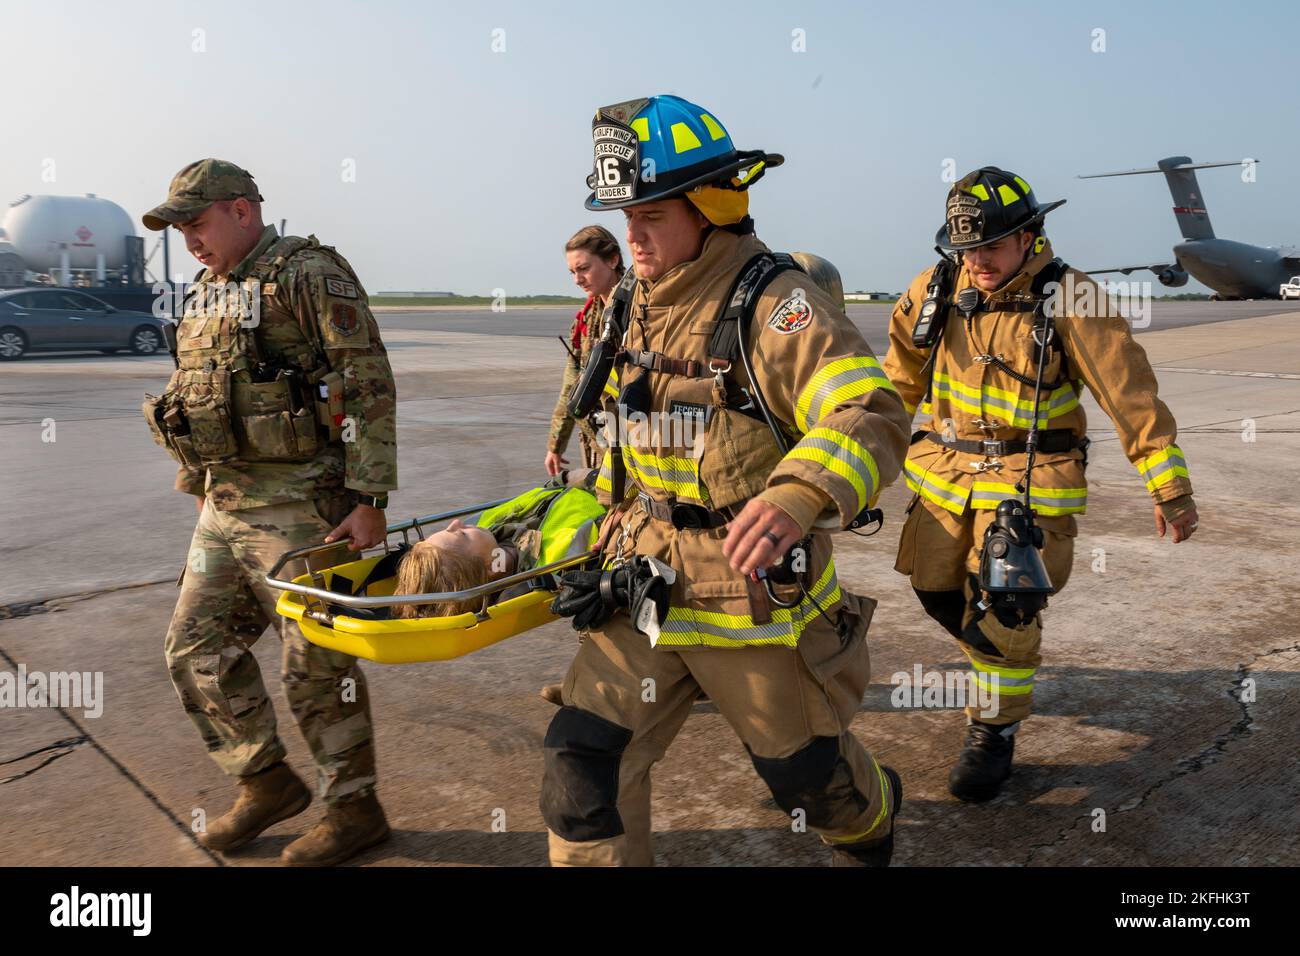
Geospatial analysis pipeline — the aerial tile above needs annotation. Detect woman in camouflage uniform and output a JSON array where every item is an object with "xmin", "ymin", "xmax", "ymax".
[{"xmin": 543, "ymin": 225, "xmax": 625, "ymax": 474}]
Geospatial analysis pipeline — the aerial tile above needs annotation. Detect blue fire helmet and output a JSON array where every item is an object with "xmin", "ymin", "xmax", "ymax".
[{"xmin": 585, "ymin": 95, "xmax": 782, "ymax": 211}]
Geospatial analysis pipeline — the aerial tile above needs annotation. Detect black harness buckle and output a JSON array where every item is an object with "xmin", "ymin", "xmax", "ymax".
[
  {"xmin": 670, "ymin": 503, "xmax": 712, "ymax": 530},
  {"xmin": 981, "ymin": 439, "xmax": 1009, "ymax": 457}
]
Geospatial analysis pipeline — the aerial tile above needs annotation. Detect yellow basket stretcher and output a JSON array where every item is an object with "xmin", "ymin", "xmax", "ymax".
[{"xmin": 266, "ymin": 495, "xmax": 599, "ymax": 665}]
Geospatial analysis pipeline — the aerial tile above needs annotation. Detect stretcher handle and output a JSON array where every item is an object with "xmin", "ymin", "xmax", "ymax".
[
  {"xmin": 266, "ymin": 549, "xmax": 600, "ymax": 609},
  {"xmin": 264, "ymin": 496, "xmax": 518, "ymax": 584}
]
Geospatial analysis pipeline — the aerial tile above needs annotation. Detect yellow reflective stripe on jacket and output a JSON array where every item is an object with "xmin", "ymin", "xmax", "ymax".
[
  {"xmin": 794, "ymin": 357, "xmax": 896, "ymax": 433},
  {"xmin": 785, "ymin": 427, "xmax": 880, "ymax": 512},
  {"xmin": 623, "ymin": 446, "xmax": 705, "ymax": 501},
  {"xmin": 904, "ymin": 458, "xmax": 970, "ymax": 514},
  {"xmin": 594, "ymin": 448, "xmax": 614, "ymax": 494},
  {"xmin": 603, "ymin": 367, "xmax": 619, "ymax": 400},
  {"xmin": 981, "ymin": 379, "xmax": 1079, "ymax": 427},
  {"xmin": 970, "ymin": 480, "xmax": 1088, "ymax": 516},
  {"xmin": 965, "ymin": 653, "xmax": 1036, "ymax": 697},
  {"xmin": 657, "ymin": 557, "xmax": 841, "ymax": 648},
  {"xmin": 1136, "ymin": 444, "xmax": 1189, "ymax": 492},
  {"xmin": 932, "ymin": 372, "xmax": 1079, "ymax": 428}
]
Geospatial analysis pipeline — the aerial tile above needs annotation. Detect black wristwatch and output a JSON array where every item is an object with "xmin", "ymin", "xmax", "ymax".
[{"xmin": 356, "ymin": 493, "xmax": 389, "ymax": 509}]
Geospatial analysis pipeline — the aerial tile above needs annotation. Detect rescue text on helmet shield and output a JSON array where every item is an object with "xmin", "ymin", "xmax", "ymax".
[
  {"xmin": 946, "ymin": 191, "xmax": 985, "ymax": 247},
  {"xmin": 588, "ymin": 108, "xmax": 643, "ymax": 205}
]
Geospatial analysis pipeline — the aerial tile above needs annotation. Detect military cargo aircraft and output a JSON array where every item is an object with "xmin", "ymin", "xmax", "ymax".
[{"xmin": 1080, "ymin": 157, "xmax": 1298, "ymax": 299}]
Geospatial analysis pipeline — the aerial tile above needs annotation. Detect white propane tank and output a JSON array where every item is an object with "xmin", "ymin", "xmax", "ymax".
[
  {"xmin": 1, "ymin": 194, "xmax": 137, "ymax": 274},
  {"xmin": 0, "ymin": 238, "xmax": 24, "ymax": 287}
]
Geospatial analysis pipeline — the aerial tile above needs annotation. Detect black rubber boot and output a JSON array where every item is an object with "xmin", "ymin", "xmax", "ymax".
[{"xmin": 948, "ymin": 721, "xmax": 1017, "ymax": 802}]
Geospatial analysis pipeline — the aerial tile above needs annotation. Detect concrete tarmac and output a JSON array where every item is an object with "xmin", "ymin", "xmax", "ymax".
[{"xmin": 1, "ymin": 302, "xmax": 1297, "ymax": 866}]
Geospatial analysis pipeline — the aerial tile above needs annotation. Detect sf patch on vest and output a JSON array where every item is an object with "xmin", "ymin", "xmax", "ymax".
[{"xmin": 767, "ymin": 294, "xmax": 813, "ymax": 335}]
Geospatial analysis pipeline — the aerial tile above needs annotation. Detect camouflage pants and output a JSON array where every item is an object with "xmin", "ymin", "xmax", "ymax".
[
  {"xmin": 577, "ymin": 423, "xmax": 605, "ymax": 470},
  {"xmin": 163, "ymin": 493, "xmax": 378, "ymax": 804}
]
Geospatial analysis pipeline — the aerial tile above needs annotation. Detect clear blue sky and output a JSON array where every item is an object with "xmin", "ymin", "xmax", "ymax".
[{"xmin": 2, "ymin": 0, "xmax": 1295, "ymax": 294}]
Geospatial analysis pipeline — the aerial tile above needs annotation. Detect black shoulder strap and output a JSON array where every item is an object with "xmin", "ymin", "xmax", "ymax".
[
  {"xmin": 1030, "ymin": 257, "xmax": 1069, "ymax": 371},
  {"xmin": 1031, "ymin": 257, "xmax": 1069, "ymax": 297},
  {"xmin": 980, "ymin": 257, "xmax": 1071, "ymax": 389},
  {"xmin": 707, "ymin": 252, "xmax": 803, "ymax": 366},
  {"xmin": 919, "ymin": 257, "xmax": 957, "ymax": 403},
  {"xmin": 602, "ymin": 267, "xmax": 640, "ymax": 346}
]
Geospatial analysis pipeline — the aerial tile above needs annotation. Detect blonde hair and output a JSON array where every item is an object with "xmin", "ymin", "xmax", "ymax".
[
  {"xmin": 393, "ymin": 541, "xmax": 490, "ymax": 619},
  {"xmin": 565, "ymin": 224, "xmax": 625, "ymax": 275}
]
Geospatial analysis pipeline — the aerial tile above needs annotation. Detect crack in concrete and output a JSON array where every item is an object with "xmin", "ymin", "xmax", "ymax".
[
  {"xmin": 1022, "ymin": 642, "xmax": 1298, "ymax": 865},
  {"xmin": 0, "ymin": 735, "xmax": 88, "ymax": 784},
  {"xmin": 0, "ymin": 578, "xmax": 173, "ymax": 620},
  {"xmin": 1086, "ymin": 408, "xmax": 1300, "ymax": 444},
  {"xmin": 0, "ymin": 644, "xmax": 223, "ymax": 866}
]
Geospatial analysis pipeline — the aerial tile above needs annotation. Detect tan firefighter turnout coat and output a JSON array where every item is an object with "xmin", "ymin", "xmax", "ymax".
[
  {"xmin": 883, "ymin": 238, "xmax": 1193, "ymax": 521},
  {"xmin": 593, "ymin": 228, "xmax": 911, "ymax": 649}
]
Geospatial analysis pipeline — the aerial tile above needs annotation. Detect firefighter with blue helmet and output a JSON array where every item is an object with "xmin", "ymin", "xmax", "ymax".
[{"xmin": 539, "ymin": 95, "xmax": 912, "ymax": 866}]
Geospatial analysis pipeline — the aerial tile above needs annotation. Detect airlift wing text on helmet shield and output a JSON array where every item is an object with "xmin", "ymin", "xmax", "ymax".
[{"xmin": 589, "ymin": 117, "xmax": 640, "ymax": 204}]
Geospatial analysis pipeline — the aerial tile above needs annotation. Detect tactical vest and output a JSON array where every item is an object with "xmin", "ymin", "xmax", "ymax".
[{"xmin": 143, "ymin": 235, "xmax": 349, "ymax": 471}]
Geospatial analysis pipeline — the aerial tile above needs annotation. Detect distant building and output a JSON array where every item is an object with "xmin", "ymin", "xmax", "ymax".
[
  {"xmin": 844, "ymin": 292, "xmax": 898, "ymax": 301},
  {"xmin": 372, "ymin": 290, "xmax": 454, "ymax": 298}
]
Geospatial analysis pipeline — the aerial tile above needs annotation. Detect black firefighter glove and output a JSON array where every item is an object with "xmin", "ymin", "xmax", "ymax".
[
  {"xmin": 551, "ymin": 558, "xmax": 673, "ymax": 635},
  {"xmin": 551, "ymin": 566, "xmax": 635, "ymax": 631}
]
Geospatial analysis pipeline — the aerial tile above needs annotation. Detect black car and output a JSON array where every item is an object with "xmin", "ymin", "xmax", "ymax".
[{"xmin": 0, "ymin": 288, "xmax": 175, "ymax": 360}]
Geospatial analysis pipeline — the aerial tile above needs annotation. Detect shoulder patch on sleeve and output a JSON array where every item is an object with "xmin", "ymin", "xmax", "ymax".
[
  {"xmin": 324, "ymin": 277, "xmax": 358, "ymax": 299},
  {"xmin": 767, "ymin": 294, "xmax": 814, "ymax": 335},
  {"xmin": 329, "ymin": 302, "xmax": 361, "ymax": 336},
  {"xmin": 900, "ymin": 295, "xmax": 913, "ymax": 315}
]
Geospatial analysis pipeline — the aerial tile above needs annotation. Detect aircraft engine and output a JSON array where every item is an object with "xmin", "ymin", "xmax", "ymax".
[{"xmin": 1157, "ymin": 267, "xmax": 1189, "ymax": 288}]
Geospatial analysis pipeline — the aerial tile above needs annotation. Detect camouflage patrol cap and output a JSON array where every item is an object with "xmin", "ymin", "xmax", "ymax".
[{"xmin": 142, "ymin": 159, "xmax": 264, "ymax": 231}]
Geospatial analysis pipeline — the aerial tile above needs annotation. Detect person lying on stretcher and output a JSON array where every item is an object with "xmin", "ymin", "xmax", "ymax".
[{"xmin": 393, "ymin": 469, "xmax": 606, "ymax": 618}]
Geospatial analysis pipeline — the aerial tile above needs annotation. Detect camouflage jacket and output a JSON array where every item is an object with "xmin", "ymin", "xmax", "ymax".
[
  {"xmin": 173, "ymin": 225, "xmax": 398, "ymax": 510},
  {"xmin": 547, "ymin": 292, "xmax": 607, "ymax": 455}
]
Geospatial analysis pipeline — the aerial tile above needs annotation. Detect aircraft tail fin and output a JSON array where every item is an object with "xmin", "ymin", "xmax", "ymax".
[{"xmin": 1079, "ymin": 157, "xmax": 1254, "ymax": 241}]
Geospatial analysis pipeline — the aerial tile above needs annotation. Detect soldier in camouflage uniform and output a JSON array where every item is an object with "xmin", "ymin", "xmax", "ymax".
[
  {"xmin": 141, "ymin": 159, "xmax": 397, "ymax": 866},
  {"xmin": 544, "ymin": 225, "xmax": 625, "ymax": 474}
]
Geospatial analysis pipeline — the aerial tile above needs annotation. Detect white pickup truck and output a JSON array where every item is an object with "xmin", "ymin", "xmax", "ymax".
[{"xmin": 1281, "ymin": 276, "xmax": 1300, "ymax": 299}]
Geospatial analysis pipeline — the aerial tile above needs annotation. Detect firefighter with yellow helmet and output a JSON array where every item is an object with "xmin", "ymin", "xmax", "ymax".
[
  {"xmin": 884, "ymin": 167, "xmax": 1201, "ymax": 802},
  {"xmin": 540, "ymin": 95, "xmax": 912, "ymax": 866}
]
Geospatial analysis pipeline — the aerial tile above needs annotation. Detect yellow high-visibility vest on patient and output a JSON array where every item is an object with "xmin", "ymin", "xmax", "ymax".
[
  {"xmin": 273, "ymin": 483, "xmax": 606, "ymax": 664},
  {"xmin": 472, "ymin": 484, "xmax": 606, "ymax": 570}
]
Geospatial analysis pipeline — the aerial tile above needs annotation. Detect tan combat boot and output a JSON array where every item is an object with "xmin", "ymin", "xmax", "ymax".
[
  {"xmin": 198, "ymin": 762, "xmax": 312, "ymax": 852},
  {"xmin": 539, "ymin": 683, "xmax": 563, "ymax": 706},
  {"xmin": 281, "ymin": 793, "xmax": 391, "ymax": 866}
]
